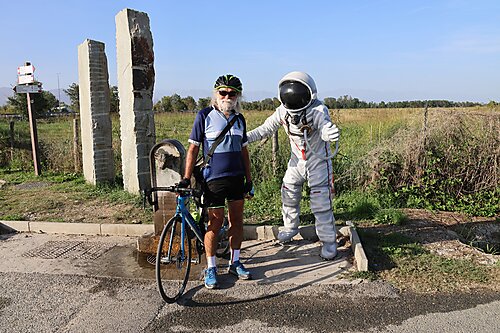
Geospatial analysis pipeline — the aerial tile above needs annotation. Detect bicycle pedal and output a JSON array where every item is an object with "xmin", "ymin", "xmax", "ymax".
[{"xmin": 191, "ymin": 258, "xmax": 200, "ymax": 264}]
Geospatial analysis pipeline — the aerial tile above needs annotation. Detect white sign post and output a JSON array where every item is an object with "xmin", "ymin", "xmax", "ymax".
[
  {"xmin": 14, "ymin": 83, "xmax": 43, "ymax": 94},
  {"xmin": 17, "ymin": 64, "xmax": 35, "ymax": 76},
  {"xmin": 16, "ymin": 62, "xmax": 41, "ymax": 176},
  {"xmin": 18, "ymin": 74, "xmax": 35, "ymax": 85}
]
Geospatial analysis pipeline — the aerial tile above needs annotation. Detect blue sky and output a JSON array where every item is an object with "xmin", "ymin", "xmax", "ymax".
[{"xmin": 1, "ymin": 0, "xmax": 499, "ymax": 102}]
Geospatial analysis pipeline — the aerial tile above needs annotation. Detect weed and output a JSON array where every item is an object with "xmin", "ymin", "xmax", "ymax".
[
  {"xmin": 349, "ymin": 270, "xmax": 377, "ymax": 281},
  {"xmin": 333, "ymin": 191, "xmax": 381, "ymax": 220},
  {"xmin": 0, "ymin": 214, "xmax": 25, "ymax": 221},
  {"xmin": 374, "ymin": 208, "xmax": 408, "ymax": 225},
  {"xmin": 359, "ymin": 228, "xmax": 497, "ymax": 292}
]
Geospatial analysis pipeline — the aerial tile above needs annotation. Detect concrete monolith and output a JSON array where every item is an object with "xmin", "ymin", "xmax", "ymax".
[
  {"xmin": 116, "ymin": 8, "xmax": 156, "ymax": 194},
  {"xmin": 77, "ymin": 39, "xmax": 115, "ymax": 185}
]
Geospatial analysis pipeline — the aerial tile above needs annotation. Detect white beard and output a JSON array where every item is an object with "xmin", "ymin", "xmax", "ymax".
[{"xmin": 218, "ymin": 98, "xmax": 237, "ymax": 113}]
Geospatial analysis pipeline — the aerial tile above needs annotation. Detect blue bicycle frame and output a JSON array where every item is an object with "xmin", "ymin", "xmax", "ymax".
[
  {"xmin": 167, "ymin": 194, "xmax": 204, "ymax": 263},
  {"xmin": 144, "ymin": 185, "xmax": 230, "ymax": 303}
]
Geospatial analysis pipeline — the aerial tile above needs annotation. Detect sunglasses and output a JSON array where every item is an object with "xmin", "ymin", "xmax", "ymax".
[{"xmin": 218, "ymin": 90, "xmax": 238, "ymax": 97}]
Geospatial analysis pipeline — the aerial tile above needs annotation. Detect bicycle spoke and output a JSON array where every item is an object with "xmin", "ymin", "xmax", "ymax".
[
  {"xmin": 216, "ymin": 217, "xmax": 231, "ymax": 259},
  {"xmin": 156, "ymin": 217, "xmax": 192, "ymax": 303}
]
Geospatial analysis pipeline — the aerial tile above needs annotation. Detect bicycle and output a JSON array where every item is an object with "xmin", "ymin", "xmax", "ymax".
[{"xmin": 143, "ymin": 185, "xmax": 230, "ymax": 303}]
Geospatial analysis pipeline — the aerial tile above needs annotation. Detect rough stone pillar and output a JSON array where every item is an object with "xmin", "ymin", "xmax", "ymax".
[
  {"xmin": 149, "ymin": 140, "xmax": 186, "ymax": 235},
  {"xmin": 77, "ymin": 39, "xmax": 115, "ymax": 185},
  {"xmin": 116, "ymin": 8, "xmax": 156, "ymax": 194}
]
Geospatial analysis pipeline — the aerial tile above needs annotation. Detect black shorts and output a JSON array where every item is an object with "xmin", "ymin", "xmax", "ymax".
[{"xmin": 204, "ymin": 176, "xmax": 245, "ymax": 208}]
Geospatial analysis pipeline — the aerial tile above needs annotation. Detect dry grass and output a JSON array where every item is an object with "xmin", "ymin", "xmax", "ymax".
[{"xmin": 359, "ymin": 108, "xmax": 499, "ymax": 192}]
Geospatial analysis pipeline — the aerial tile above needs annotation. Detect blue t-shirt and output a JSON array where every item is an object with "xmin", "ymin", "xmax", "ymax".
[{"xmin": 188, "ymin": 106, "xmax": 248, "ymax": 181}]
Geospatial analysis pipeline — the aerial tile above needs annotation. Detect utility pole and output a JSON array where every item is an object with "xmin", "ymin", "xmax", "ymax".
[{"xmin": 57, "ymin": 72, "xmax": 61, "ymax": 108}]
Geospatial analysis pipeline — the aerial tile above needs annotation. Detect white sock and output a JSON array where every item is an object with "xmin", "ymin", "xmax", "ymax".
[
  {"xmin": 207, "ymin": 256, "xmax": 216, "ymax": 268},
  {"xmin": 231, "ymin": 249, "xmax": 240, "ymax": 263}
]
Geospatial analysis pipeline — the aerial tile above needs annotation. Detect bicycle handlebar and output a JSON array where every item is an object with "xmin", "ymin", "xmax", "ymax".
[{"xmin": 142, "ymin": 186, "xmax": 203, "ymax": 207}]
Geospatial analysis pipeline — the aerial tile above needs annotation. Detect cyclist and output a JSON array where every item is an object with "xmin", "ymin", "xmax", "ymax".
[
  {"xmin": 179, "ymin": 74, "xmax": 253, "ymax": 289},
  {"xmin": 247, "ymin": 71, "xmax": 340, "ymax": 260}
]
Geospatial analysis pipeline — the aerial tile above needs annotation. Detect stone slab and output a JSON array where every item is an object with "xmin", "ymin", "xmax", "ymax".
[
  {"xmin": 29, "ymin": 222, "xmax": 101, "ymax": 235},
  {"xmin": 239, "ymin": 239, "xmax": 354, "ymax": 285},
  {"xmin": 0, "ymin": 220, "xmax": 29, "ymax": 232},
  {"xmin": 100, "ymin": 223, "xmax": 153, "ymax": 236},
  {"xmin": 345, "ymin": 221, "xmax": 368, "ymax": 272}
]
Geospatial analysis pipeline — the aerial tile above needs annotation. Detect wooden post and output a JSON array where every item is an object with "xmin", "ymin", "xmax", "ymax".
[
  {"xmin": 26, "ymin": 93, "xmax": 41, "ymax": 176},
  {"xmin": 9, "ymin": 120, "xmax": 15, "ymax": 161},
  {"xmin": 423, "ymin": 101, "xmax": 429, "ymax": 148},
  {"xmin": 272, "ymin": 131, "xmax": 279, "ymax": 175},
  {"xmin": 73, "ymin": 117, "xmax": 80, "ymax": 172}
]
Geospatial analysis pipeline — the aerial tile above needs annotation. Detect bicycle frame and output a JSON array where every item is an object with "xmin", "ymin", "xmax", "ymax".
[
  {"xmin": 145, "ymin": 185, "xmax": 231, "ymax": 303},
  {"xmin": 166, "ymin": 194, "xmax": 204, "ymax": 264}
]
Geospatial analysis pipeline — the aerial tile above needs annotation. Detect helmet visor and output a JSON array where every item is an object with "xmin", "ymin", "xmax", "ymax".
[{"xmin": 279, "ymin": 80, "xmax": 311, "ymax": 110}]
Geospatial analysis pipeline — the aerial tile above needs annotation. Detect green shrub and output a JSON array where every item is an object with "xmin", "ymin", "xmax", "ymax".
[
  {"xmin": 365, "ymin": 110, "xmax": 499, "ymax": 217},
  {"xmin": 374, "ymin": 208, "xmax": 407, "ymax": 225}
]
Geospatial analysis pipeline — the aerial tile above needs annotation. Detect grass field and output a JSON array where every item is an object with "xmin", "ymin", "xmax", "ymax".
[{"xmin": 1, "ymin": 106, "xmax": 498, "ymax": 222}]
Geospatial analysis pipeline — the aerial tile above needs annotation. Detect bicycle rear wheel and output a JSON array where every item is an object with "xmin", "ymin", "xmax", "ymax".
[
  {"xmin": 216, "ymin": 217, "xmax": 230, "ymax": 259},
  {"xmin": 156, "ymin": 216, "xmax": 192, "ymax": 303},
  {"xmin": 199, "ymin": 207, "xmax": 230, "ymax": 259}
]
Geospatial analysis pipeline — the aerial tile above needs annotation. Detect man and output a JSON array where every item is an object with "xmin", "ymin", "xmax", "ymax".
[
  {"xmin": 178, "ymin": 74, "xmax": 253, "ymax": 289},
  {"xmin": 247, "ymin": 71, "xmax": 340, "ymax": 260}
]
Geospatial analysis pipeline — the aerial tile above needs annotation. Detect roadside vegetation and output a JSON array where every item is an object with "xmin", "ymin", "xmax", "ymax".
[
  {"xmin": 354, "ymin": 228, "xmax": 500, "ymax": 293},
  {"xmin": 1, "ymin": 105, "xmax": 498, "ymax": 223}
]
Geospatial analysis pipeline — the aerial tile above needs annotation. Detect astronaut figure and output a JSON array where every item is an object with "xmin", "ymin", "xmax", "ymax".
[{"xmin": 247, "ymin": 71, "xmax": 340, "ymax": 259}]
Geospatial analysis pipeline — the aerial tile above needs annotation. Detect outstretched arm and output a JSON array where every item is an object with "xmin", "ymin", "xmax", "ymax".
[
  {"xmin": 314, "ymin": 105, "xmax": 340, "ymax": 142},
  {"xmin": 247, "ymin": 110, "xmax": 281, "ymax": 143}
]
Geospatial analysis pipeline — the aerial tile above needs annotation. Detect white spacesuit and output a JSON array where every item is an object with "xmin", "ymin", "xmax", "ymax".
[{"xmin": 247, "ymin": 71, "xmax": 340, "ymax": 259}]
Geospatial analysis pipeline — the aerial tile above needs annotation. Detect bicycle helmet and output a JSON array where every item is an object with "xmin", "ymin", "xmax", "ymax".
[
  {"xmin": 214, "ymin": 74, "xmax": 243, "ymax": 92},
  {"xmin": 278, "ymin": 71, "xmax": 317, "ymax": 113}
]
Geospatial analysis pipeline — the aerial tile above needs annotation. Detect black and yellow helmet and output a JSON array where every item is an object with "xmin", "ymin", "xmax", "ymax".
[{"xmin": 214, "ymin": 74, "xmax": 243, "ymax": 92}]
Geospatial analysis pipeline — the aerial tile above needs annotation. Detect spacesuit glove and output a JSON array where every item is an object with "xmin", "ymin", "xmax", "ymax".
[
  {"xmin": 177, "ymin": 178, "xmax": 191, "ymax": 188},
  {"xmin": 321, "ymin": 123, "xmax": 340, "ymax": 142}
]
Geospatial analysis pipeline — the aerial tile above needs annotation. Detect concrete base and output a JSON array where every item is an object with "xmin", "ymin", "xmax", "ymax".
[
  {"xmin": 0, "ymin": 221, "xmax": 153, "ymax": 237},
  {"xmin": 1, "ymin": 219, "xmax": 369, "ymax": 272},
  {"xmin": 341, "ymin": 222, "xmax": 368, "ymax": 271}
]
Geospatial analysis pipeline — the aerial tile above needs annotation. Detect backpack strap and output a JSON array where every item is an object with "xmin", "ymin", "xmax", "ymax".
[{"xmin": 198, "ymin": 114, "xmax": 240, "ymax": 167}]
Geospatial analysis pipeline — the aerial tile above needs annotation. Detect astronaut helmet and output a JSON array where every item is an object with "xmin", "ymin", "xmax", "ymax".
[{"xmin": 278, "ymin": 71, "xmax": 317, "ymax": 114}]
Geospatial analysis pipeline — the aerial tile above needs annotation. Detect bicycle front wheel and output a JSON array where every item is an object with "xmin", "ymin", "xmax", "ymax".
[{"xmin": 156, "ymin": 216, "xmax": 192, "ymax": 303}]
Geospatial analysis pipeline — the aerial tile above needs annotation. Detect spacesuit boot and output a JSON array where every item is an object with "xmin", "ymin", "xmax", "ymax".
[
  {"xmin": 320, "ymin": 242, "xmax": 338, "ymax": 260},
  {"xmin": 277, "ymin": 229, "xmax": 299, "ymax": 243}
]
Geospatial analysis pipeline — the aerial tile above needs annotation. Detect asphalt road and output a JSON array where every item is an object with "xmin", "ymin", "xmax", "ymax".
[{"xmin": 1, "ymin": 232, "xmax": 499, "ymax": 333}]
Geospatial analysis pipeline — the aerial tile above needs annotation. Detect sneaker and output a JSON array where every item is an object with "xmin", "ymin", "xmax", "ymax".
[
  {"xmin": 203, "ymin": 267, "xmax": 218, "ymax": 289},
  {"xmin": 277, "ymin": 229, "xmax": 299, "ymax": 243},
  {"xmin": 320, "ymin": 242, "xmax": 338, "ymax": 260},
  {"xmin": 228, "ymin": 260, "xmax": 252, "ymax": 280}
]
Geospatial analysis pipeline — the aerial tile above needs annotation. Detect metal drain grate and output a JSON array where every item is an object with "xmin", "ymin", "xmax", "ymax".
[
  {"xmin": 146, "ymin": 254, "xmax": 156, "ymax": 265},
  {"xmin": 23, "ymin": 240, "xmax": 115, "ymax": 260}
]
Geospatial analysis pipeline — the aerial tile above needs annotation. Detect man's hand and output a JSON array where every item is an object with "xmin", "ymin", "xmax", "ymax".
[
  {"xmin": 321, "ymin": 123, "xmax": 340, "ymax": 142},
  {"xmin": 177, "ymin": 178, "xmax": 190, "ymax": 188},
  {"xmin": 243, "ymin": 181, "xmax": 254, "ymax": 199}
]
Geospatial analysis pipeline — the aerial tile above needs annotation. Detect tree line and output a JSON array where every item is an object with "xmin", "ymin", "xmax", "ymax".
[
  {"xmin": 1, "ymin": 82, "xmax": 486, "ymax": 117},
  {"xmin": 153, "ymin": 94, "xmax": 482, "ymax": 112},
  {"xmin": 323, "ymin": 95, "xmax": 481, "ymax": 109}
]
